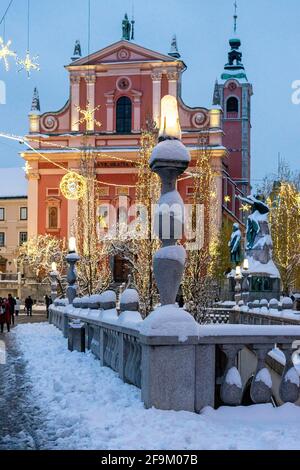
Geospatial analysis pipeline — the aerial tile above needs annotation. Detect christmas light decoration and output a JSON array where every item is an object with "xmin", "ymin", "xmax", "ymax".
[
  {"xmin": 224, "ymin": 195, "xmax": 231, "ymax": 203},
  {"xmin": 0, "ymin": 36, "xmax": 16, "ymax": 71},
  {"xmin": 17, "ymin": 50, "xmax": 39, "ymax": 78},
  {"xmin": 60, "ymin": 171, "xmax": 87, "ymax": 200},
  {"xmin": 17, "ymin": 0, "xmax": 40, "ymax": 78},
  {"xmin": 22, "ymin": 161, "xmax": 32, "ymax": 175},
  {"xmin": 240, "ymin": 203, "xmax": 251, "ymax": 212},
  {"xmin": 269, "ymin": 182, "xmax": 300, "ymax": 294},
  {"xmin": 182, "ymin": 131, "xmax": 220, "ymax": 323},
  {"xmin": 75, "ymin": 102, "xmax": 102, "ymax": 130}
]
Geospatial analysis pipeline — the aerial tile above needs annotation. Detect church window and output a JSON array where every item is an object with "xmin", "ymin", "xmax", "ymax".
[
  {"xmin": 116, "ymin": 96, "xmax": 132, "ymax": 133},
  {"xmin": 226, "ymin": 96, "xmax": 239, "ymax": 114},
  {"xmin": 48, "ymin": 207, "xmax": 58, "ymax": 229}
]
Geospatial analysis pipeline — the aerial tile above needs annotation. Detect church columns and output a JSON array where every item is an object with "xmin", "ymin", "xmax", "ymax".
[
  {"xmin": 151, "ymin": 71, "xmax": 162, "ymax": 127},
  {"xmin": 104, "ymin": 91, "xmax": 115, "ymax": 133},
  {"xmin": 70, "ymin": 75, "xmax": 81, "ymax": 131},
  {"xmin": 132, "ymin": 90, "xmax": 143, "ymax": 133},
  {"xmin": 27, "ymin": 165, "xmax": 40, "ymax": 239},
  {"xmin": 167, "ymin": 71, "xmax": 179, "ymax": 97},
  {"xmin": 67, "ymin": 162, "xmax": 79, "ymax": 238},
  {"xmin": 85, "ymin": 74, "xmax": 97, "ymax": 131}
]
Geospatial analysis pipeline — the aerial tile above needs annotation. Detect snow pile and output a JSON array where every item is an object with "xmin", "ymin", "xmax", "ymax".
[
  {"xmin": 140, "ymin": 305, "xmax": 199, "ymax": 342},
  {"xmin": 118, "ymin": 311, "xmax": 143, "ymax": 330},
  {"xmin": 99, "ymin": 309, "xmax": 118, "ymax": 324},
  {"xmin": 255, "ymin": 368, "xmax": 272, "ymax": 388},
  {"xmin": 120, "ymin": 289, "xmax": 139, "ymax": 305},
  {"xmin": 155, "ymin": 245, "xmax": 186, "ymax": 266},
  {"xmin": 284, "ymin": 368, "xmax": 300, "ymax": 386},
  {"xmin": 225, "ymin": 367, "xmax": 242, "ymax": 388},
  {"xmin": 247, "ymin": 256, "xmax": 280, "ymax": 278},
  {"xmin": 149, "ymin": 139, "xmax": 191, "ymax": 165},
  {"xmin": 99, "ymin": 290, "xmax": 117, "ymax": 304},
  {"xmin": 10, "ymin": 323, "xmax": 300, "ymax": 450}
]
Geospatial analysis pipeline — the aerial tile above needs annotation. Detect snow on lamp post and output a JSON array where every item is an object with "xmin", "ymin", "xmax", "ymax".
[
  {"xmin": 50, "ymin": 262, "xmax": 59, "ymax": 303},
  {"xmin": 149, "ymin": 95, "xmax": 190, "ymax": 306},
  {"xmin": 66, "ymin": 237, "xmax": 80, "ymax": 305}
]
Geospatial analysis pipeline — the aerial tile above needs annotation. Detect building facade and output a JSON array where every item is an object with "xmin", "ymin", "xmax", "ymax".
[
  {"xmin": 23, "ymin": 18, "xmax": 252, "ymax": 251},
  {"xmin": 0, "ymin": 196, "xmax": 28, "ymax": 274}
]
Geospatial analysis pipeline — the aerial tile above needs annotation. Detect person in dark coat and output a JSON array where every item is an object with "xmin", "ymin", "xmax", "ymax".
[
  {"xmin": 0, "ymin": 298, "xmax": 11, "ymax": 333},
  {"xmin": 7, "ymin": 294, "xmax": 16, "ymax": 326},
  {"xmin": 45, "ymin": 295, "xmax": 52, "ymax": 319},
  {"xmin": 25, "ymin": 296, "xmax": 33, "ymax": 316}
]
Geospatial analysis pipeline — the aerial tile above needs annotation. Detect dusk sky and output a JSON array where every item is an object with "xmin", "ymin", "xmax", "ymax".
[{"xmin": 0, "ymin": 0, "xmax": 299, "ymax": 187}]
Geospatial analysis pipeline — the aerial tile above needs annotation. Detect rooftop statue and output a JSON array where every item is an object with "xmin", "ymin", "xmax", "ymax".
[{"xmin": 122, "ymin": 13, "xmax": 131, "ymax": 41}]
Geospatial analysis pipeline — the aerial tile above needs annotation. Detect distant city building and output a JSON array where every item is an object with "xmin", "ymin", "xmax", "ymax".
[{"xmin": 0, "ymin": 168, "xmax": 28, "ymax": 274}]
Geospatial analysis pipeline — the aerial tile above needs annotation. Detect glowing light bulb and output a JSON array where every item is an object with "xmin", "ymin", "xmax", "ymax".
[
  {"xmin": 69, "ymin": 237, "xmax": 77, "ymax": 253},
  {"xmin": 243, "ymin": 259, "xmax": 249, "ymax": 271},
  {"xmin": 235, "ymin": 266, "xmax": 241, "ymax": 276},
  {"xmin": 158, "ymin": 95, "xmax": 181, "ymax": 140},
  {"xmin": 51, "ymin": 262, "xmax": 57, "ymax": 272}
]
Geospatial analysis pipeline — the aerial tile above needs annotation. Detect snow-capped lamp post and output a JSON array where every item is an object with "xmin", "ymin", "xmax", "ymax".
[
  {"xmin": 66, "ymin": 237, "xmax": 80, "ymax": 305},
  {"xmin": 149, "ymin": 95, "xmax": 190, "ymax": 307},
  {"xmin": 139, "ymin": 96, "xmax": 199, "ymax": 412},
  {"xmin": 141, "ymin": 95, "xmax": 199, "ymax": 335},
  {"xmin": 50, "ymin": 262, "xmax": 59, "ymax": 303}
]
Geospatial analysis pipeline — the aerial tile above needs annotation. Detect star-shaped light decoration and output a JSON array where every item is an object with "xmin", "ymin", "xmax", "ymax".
[
  {"xmin": 224, "ymin": 195, "xmax": 231, "ymax": 203},
  {"xmin": 22, "ymin": 161, "xmax": 33, "ymax": 175},
  {"xmin": 240, "ymin": 203, "xmax": 252, "ymax": 212},
  {"xmin": 75, "ymin": 101, "xmax": 102, "ymax": 130},
  {"xmin": 17, "ymin": 50, "xmax": 40, "ymax": 78},
  {"xmin": 0, "ymin": 37, "xmax": 16, "ymax": 71}
]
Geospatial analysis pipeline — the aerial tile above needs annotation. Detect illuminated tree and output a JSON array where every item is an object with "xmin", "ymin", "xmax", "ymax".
[
  {"xmin": 268, "ymin": 182, "xmax": 300, "ymax": 294},
  {"xmin": 102, "ymin": 127, "xmax": 160, "ymax": 316},
  {"xmin": 18, "ymin": 235, "xmax": 67, "ymax": 295},
  {"xmin": 182, "ymin": 133, "xmax": 220, "ymax": 323},
  {"xmin": 75, "ymin": 150, "xmax": 112, "ymax": 295}
]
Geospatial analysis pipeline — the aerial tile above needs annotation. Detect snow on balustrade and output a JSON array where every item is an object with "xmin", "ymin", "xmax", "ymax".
[{"xmin": 49, "ymin": 292, "xmax": 300, "ymax": 412}]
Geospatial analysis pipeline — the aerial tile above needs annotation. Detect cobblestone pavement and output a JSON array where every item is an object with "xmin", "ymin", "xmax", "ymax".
[{"xmin": 0, "ymin": 314, "xmax": 47, "ymax": 450}]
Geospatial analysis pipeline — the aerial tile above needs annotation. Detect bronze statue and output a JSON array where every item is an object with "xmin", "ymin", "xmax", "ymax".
[{"xmin": 228, "ymin": 222, "xmax": 242, "ymax": 265}]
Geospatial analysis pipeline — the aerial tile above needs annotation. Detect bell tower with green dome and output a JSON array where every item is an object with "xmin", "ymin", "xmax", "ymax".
[{"xmin": 214, "ymin": 2, "xmax": 253, "ymax": 197}]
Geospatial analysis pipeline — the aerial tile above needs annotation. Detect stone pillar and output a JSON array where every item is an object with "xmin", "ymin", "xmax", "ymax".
[
  {"xmin": 70, "ymin": 75, "xmax": 81, "ymax": 131},
  {"xmin": 85, "ymin": 74, "xmax": 96, "ymax": 132},
  {"xmin": 151, "ymin": 71, "xmax": 162, "ymax": 128},
  {"xmin": 104, "ymin": 91, "xmax": 115, "ymax": 133},
  {"xmin": 27, "ymin": 168, "xmax": 40, "ymax": 239},
  {"xmin": 132, "ymin": 90, "xmax": 143, "ymax": 133},
  {"xmin": 167, "ymin": 71, "xmax": 178, "ymax": 97}
]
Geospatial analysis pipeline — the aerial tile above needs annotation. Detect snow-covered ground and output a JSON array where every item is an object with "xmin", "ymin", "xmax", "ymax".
[{"xmin": 6, "ymin": 323, "xmax": 300, "ymax": 450}]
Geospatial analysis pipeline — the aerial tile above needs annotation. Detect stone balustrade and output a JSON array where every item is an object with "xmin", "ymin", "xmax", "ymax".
[{"xmin": 49, "ymin": 294, "xmax": 300, "ymax": 413}]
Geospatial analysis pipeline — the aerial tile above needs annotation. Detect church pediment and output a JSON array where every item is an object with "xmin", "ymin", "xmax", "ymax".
[{"xmin": 68, "ymin": 40, "xmax": 178, "ymax": 67}]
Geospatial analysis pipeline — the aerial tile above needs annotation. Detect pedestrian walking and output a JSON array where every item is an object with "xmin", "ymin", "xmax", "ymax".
[
  {"xmin": 25, "ymin": 296, "xmax": 33, "ymax": 316},
  {"xmin": 7, "ymin": 294, "xmax": 16, "ymax": 326},
  {"xmin": 0, "ymin": 298, "xmax": 11, "ymax": 333},
  {"xmin": 45, "ymin": 295, "xmax": 52, "ymax": 319},
  {"xmin": 15, "ymin": 297, "xmax": 21, "ymax": 317}
]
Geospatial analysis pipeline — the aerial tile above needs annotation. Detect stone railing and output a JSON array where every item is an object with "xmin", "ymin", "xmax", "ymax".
[
  {"xmin": 231, "ymin": 298, "xmax": 300, "ymax": 326},
  {"xmin": 49, "ymin": 293, "xmax": 300, "ymax": 413}
]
